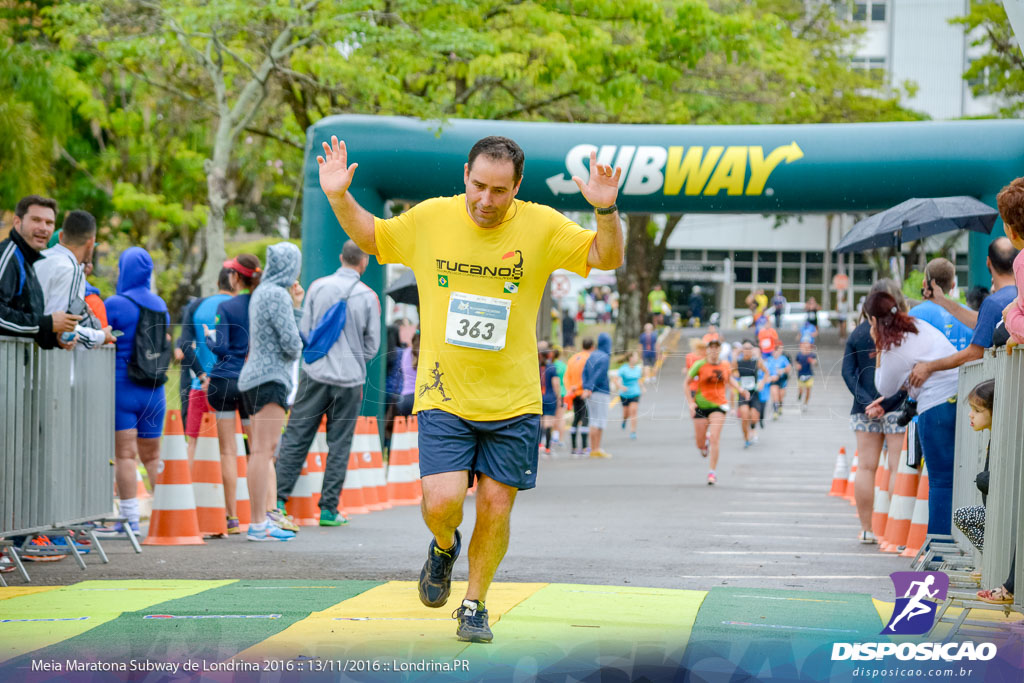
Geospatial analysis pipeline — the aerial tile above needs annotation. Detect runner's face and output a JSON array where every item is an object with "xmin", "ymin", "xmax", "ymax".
[
  {"xmin": 707, "ymin": 344, "xmax": 720, "ymax": 362},
  {"xmin": 464, "ymin": 156, "xmax": 521, "ymax": 228}
]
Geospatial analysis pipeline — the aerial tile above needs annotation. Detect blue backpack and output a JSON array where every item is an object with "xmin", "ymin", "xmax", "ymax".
[{"xmin": 301, "ymin": 279, "xmax": 359, "ymax": 364}]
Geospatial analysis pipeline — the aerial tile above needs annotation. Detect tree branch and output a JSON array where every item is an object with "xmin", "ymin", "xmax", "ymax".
[
  {"xmin": 58, "ymin": 145, "xmax": 113, "ymax": 197},
  {"xmin": 243, "ymin": 125, "xmax": 303, "ymax": 150}
]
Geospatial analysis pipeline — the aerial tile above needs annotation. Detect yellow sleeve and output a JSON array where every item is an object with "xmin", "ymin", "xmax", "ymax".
[
  {"xmin": 545, "ymin": 209, "xmax": 596, "ymax": 277},
  {"xmin": 374, "ymin": 207, "xmax": 417, "ymax": 266}
]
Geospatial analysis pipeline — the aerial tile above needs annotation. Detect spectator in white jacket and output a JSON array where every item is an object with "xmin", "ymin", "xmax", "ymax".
[{"xmin": 35, "ymin": 210, "xmax": 114, "ymax": 348}]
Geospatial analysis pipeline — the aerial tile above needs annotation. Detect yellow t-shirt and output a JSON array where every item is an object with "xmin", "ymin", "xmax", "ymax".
[{"xmin": 375, "ymin": 195, "xmax": 595, "ymax": 421}]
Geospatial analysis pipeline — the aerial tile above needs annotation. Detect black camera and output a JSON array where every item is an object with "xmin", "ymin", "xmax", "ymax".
[{"xmin": 895, "ymin": 397, "xmax": 918, "ymax": 427}]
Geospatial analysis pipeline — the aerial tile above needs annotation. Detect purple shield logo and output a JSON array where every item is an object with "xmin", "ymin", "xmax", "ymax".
[{"xmin": 882, "ymin": 571, "xmax": 949, "ymax": 635}]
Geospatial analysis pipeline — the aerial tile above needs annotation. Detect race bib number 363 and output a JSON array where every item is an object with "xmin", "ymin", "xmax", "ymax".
[{"xmin": 445, "ymin": 291, "xmax": 511, "ymax": 351}]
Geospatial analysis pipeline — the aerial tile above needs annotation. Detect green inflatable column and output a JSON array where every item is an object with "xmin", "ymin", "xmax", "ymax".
[
  {"xmin": 300, "ymin": 177, "xmax": 388, "ymax": 420},
  {"xmin": 967, "ymin": 194, "xmax": 1003, "ymax": 289}
]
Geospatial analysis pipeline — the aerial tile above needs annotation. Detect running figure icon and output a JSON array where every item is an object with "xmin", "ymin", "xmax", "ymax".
[
  {"xmin": 419, "ymin": 362, "xmax": 453, "ymax": 402},
  {"xmin": 886, "ymin": 575, "xmax": 939, "ymax": 632}
]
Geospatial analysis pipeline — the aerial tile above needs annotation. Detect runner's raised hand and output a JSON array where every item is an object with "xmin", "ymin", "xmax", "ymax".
[
  {"xmin": 317, "ymin": 136, "xmax": 359, "ymax": 198},
  {"xmin": 572, "ymin": 150, "xmax": 621, "ymax": 209}
]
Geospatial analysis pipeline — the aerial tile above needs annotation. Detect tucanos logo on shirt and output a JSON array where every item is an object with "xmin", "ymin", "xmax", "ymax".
[{"xmin": 435, "ymin": 249, "xmax": 524, "ymax": 281}]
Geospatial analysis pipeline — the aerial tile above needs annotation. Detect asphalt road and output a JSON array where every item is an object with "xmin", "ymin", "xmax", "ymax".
[{"xmin": 25, "ymin": 327, "xmax": 910, "ymax": 599}]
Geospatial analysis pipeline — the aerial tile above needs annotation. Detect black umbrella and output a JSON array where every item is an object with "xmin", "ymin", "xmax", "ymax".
[
  {"xmin": 386, "ymin": 270, "xmax": 418, "ymax": 306},
  {"xmin": 834, "ymin": 196, "xmax": 998, "ymax": 253}
]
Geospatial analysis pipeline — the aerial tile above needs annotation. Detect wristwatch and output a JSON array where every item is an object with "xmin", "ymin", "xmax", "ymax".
[{"xmin": 594, "ymin": 203, "xmax": 618, "ymax": 215}]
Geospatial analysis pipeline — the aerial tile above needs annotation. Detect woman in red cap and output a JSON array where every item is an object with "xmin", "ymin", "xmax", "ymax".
[{"xmin": 205, "ymin": 254, "xmax": 265, "ymax": 534}]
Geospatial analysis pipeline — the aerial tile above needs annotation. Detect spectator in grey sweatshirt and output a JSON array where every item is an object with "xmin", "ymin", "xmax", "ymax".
[
  {"xmin": 276, "ymin": 240, "xmax": 381, "ymax": 526},
  {"xmin": 239, "ymin": 242, "xmax": 304, "ymax": 542}
]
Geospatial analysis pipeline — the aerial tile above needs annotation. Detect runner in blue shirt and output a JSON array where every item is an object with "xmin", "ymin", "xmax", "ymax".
[
  {"xmin": 639, "ymin": 323, "xmax": 659, "ymax": 385},
  {"xmin": 616, "ymin": 351, "xmax": 644, "ymax": 439},
  {"xmin": 765, "ymin": 345, "xmax": 792, "ymax": 420}
]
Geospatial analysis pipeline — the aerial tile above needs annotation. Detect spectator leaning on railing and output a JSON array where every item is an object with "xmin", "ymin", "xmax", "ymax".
[
  {"xmin": 866, "ymin": 291, "xmax": 960, "ymax": 538},
  {"xmin": 0, "ymin": 195, "xmax": 80, "ymax": 348},
  {"xmin": 35, "ymin": 209, "xmax": 115, "ymax": 349},
  {"xmin": 841, "ymin": 279, "xmax": 909, "ymax": 545},
  {"xmin": 909, "ymin": 237, "xmax": 1019, "ymax": 387}
]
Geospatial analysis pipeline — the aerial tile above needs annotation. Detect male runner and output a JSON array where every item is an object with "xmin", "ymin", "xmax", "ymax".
[{"xmin": 317, "ymin": 135, "xmax": 623, "ymax": 643}]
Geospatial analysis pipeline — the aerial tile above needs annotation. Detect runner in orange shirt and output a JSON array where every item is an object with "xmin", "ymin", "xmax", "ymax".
[
  {"xmin": 685, "ymin": 339, "xmax": 749, "ymax": 486},
  {"xmin": 564, "ymin": 338, "xmax": 593, "ymax": 455}
]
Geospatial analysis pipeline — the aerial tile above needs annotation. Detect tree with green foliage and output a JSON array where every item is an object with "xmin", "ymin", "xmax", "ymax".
[{"xmin": 954, "ymin": 0, "xmax": 1024, "ymax": 117}]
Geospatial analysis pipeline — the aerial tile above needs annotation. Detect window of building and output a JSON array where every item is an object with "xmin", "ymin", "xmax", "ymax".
[
  {"xmin": 708, "ymin": 250, "xmax": 730, "ymax": 262},
  {"xmin": 733, "ymin": 266, "xmax": 752, "ymax": 283},
  {"xmin": 782, "ymin": 251, "xmax": 802, "ymax": 263},
  {"xmin": 757, "ymin": 265, "xmax": 778, "ymax": 285},
  {"xmin": 854, "ymin": 268, "xmax": 874, "ymax": 286},
  {"xmin": 782, "ymin": 267, "xmax": 801, "ymax": 284},
  {"xmin": 851, "ymin": 56, "xmax": 887, "ymax": 82},
  {"xmin": 851, "ymin": 2, "xmax": 885, "ymax": 22},
  {"xmin": 679, "ymin": 249, "xmax": 703, "ymax": 260},
  {"xmin": 734, "ymin": 251, "xmax": 754, "ymax": 263},
  {"xmin": 806, "ymin": 267, "xmax": 824, "ymax": 285},
  {"xmin": 806, "ymin": 252, "xmax": 824, "ymax": 264}
]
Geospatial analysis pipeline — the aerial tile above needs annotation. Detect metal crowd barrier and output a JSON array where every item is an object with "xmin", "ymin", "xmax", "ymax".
[
  {"xmin": 951, "ymin": 358, "xmax": 995, "ymax": 557},
  {"xmin": 981, "ymin": 346, "xmax": 1024, "ymax": 610},
  {"xmin": 1, "ymin": 338, "xmax": 115, "ymax": 535}
]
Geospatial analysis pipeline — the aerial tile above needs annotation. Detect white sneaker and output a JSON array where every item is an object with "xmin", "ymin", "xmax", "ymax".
[{"xmin": 859, "ymin": 530, "xmax": 877, "ymax": 544}]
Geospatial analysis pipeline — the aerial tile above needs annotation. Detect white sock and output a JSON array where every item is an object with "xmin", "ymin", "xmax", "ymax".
[{"xmin": 119, "ymin": 497, "xmax": 139, "ymax": 523}]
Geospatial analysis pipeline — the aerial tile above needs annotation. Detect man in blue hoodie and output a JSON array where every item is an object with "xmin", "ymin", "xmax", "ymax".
[
  {"xmin": 581, "ymin": 332, "xmax": 612, "ymax": 458},
  {"xmin": 105, "ymin": 247, "xmax": 170, "ymax": 533}
]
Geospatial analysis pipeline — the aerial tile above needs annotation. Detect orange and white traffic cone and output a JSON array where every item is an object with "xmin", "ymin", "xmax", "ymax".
[
  {"xmin": 901, "ymin": 461, "xmax": 930, "ymax": 557},
  {"xmin": 144, "ymin": 411, "xmax": 204, "ymax": 546},
  {"xmin": 340, "ymin": 446, "xmax": 368, "ymax": 516},
  {"xmin": 358, "ymin": 417, "xmax": 390, "ymax": 511},
  {"xmin": 192, "ymin": 413, "xmax": 227, "ymax": 538},
  {"xmin": 284, "ymin": 453, "xmax": 323, "ymax": 526},
  {"xmin": 844, "ymin": 450, "xmax": 859, "ymax": 504},
  {"xmin": 387, "ymin": 416, "xmax": 422, "ymax": 506},
  {"xmin": 870, "ymin": 453, "xmax": 891, "ymax": 542},
  {"xmin": 829, "ymin": 447, "xmax": 849, "ymax": 497},
  {"xmin": 234, "ymin": 415, "xmax": 250, "ymax": 530},
  {"xmin": 881, "ymin": 440, "xmax": 919, "ymax": 553}
]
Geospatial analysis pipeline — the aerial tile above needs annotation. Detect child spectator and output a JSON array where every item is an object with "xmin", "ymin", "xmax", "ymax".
[{"xmin": 952, "ymin": 380, "xmax": 994, "ymax": 552}]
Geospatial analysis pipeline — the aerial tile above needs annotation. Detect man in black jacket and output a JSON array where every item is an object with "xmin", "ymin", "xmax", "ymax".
[{"xmin": 1, "ymin": 196, "xmax": 80, "ymax": 348}]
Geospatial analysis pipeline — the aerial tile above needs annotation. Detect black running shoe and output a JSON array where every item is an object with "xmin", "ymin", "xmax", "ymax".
[
  {"xmin": 453, "ymin": 599, "xmax": 493, "ymax": 643},
  {"xmin": 418, "ymin": 529, "xmax": 461, "ymax": 607}
]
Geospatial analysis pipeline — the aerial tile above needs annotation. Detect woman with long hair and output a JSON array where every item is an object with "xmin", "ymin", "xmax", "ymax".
[
  {"xmin": 865, "ymin": 289, "xmax": 960, "ymax": 539},
  {"xmin": 841, "ymin": 279, "xmax": 910, "ymax": 544}
]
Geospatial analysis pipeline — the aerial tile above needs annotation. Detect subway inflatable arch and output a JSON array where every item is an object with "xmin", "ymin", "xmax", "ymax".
[{"xmin": 301, "ymin": 115, "xmax": 1024, "ymax": 412}]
